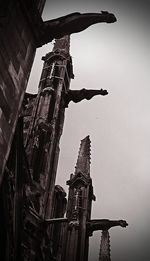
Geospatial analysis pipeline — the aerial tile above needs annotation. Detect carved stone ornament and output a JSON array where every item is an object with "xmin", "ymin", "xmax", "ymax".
[
  {"xmin": 40, "ymin": 87, "xmax": 54, "ymax": 96},
  {"xmin": 67, "ymin": 171, "xmax": 91, "ymax": 188},
  {"xmin": 68, "ymin": 220, "xmax": 80, "ymax": 229}
]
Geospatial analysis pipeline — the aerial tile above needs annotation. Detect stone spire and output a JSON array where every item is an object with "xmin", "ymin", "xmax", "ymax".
[
  {"xmin": 99, "ymin": 230, "xmax": 111, "ymax": 261},
  {"xmin": 75, "ymin": 135, "xmax": 91, "ymax": 176},
  {"xmin": 64, "ymin": 136, "xmax": 94, "ymax": 261}
]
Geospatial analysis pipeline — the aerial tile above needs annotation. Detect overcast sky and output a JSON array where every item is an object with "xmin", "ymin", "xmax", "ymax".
[{"xmin": 27, "ymin": 1, "xmax": 150, "ymax": 260}]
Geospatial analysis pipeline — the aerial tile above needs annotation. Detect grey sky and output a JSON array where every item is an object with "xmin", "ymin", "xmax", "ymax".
[{"xmin": 27, "ymin": 1, "xmax": 150, "ymax": 260}]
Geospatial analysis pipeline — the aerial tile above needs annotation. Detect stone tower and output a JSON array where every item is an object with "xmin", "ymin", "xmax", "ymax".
[
  {"xmin": 19, "ymin": 36, "xmax": 74, "ymax": 260},
  {"xmin": 62, "ymin": 136, "xmax": 95, "ymax": 261},
  {"xmin": 24, "ymin": 35, "xmax": 74, "ymax": 219}
]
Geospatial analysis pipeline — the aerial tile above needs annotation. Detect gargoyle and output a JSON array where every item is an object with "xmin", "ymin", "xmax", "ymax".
[
  {"xmin": 64, "ymin": 88, "xmax": 108, "ymax": 107},
  {"xmin": 87, "ymin": 219, "xmax": 128, "ymax": 236},
  {"xmin": 41, "ymin": 11, "xmax": 117, "ymax": 44}
]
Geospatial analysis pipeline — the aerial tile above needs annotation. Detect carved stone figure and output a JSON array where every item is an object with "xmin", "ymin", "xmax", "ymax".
[
  {"xmin": 42, "ymin": 11, "xmax": 117, "ymax": 44},
  {"xmin": 87, "ymin": 219, "xmax": 128, "ymax": 236},
  {"xmin": 64, "ymin": 88, "xmax": 108, "ymax": 107}
]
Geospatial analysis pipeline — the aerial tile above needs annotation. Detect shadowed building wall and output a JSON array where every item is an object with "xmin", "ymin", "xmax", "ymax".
[
  {"xmin": 0, "ymin": 35, "xmax": 73, "ymax": 261},
  {"xmin": 0, "ymin": 0, "xmax": 46, "ymax": 182}
]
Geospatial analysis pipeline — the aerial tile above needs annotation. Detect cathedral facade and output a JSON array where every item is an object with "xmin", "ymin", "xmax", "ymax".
[
  {"xmin": 0, "ymin": 5, "xmax": 128, "ymax": 261},
  {"xmin": 0, "ymin": 35, "xmax": 127, "ymax": 261}
]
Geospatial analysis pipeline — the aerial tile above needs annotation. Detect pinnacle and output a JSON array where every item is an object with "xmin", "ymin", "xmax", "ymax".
[
  {"xmin": 99, "ymin": 230, "xmax": 111, "ymax": 261},
  {"xmin": 75, "ymin": 135, "xmax": 91, "ymax": 176}
]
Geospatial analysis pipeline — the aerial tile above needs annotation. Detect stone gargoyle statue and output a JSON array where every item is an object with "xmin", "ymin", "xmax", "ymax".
[
  {"xmin": 41, "ymin": 11, "xmax": 117, "ymax": 44},
  {"xmin": 87, "ymin": 219, "xmax": 128, "ymax": 236},
  {"xmin": 64, "ymin": 88, "xmax": 108, "ymax": 107}
]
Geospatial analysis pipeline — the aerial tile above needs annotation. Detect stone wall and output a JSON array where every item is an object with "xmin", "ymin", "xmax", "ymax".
[{"xmin": 0, "ymin": 0, "xmax": 46, "ymax": 182}]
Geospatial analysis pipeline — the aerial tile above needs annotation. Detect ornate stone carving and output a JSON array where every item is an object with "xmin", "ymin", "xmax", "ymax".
[
  {"xmin": 42, "ymin": 11, "xmax": 117, "ymax": 45},
  {"xmin": 87, "ymin": 219, "xmax": 128, "ymax": 236},
  {"xmin": 17, "ymin": 5, "xmax": 117, "ymax": 47},
  {"xmin": 64, "ymin": 88, "xmax": 108, "ymax": 107},
  {"xmin": 68, "ymin": 220, "xmax": 79, "ymax": 229},
  {"xmin": 40, "ymin": 87, "xmax": 54, "ymax": 96}
]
